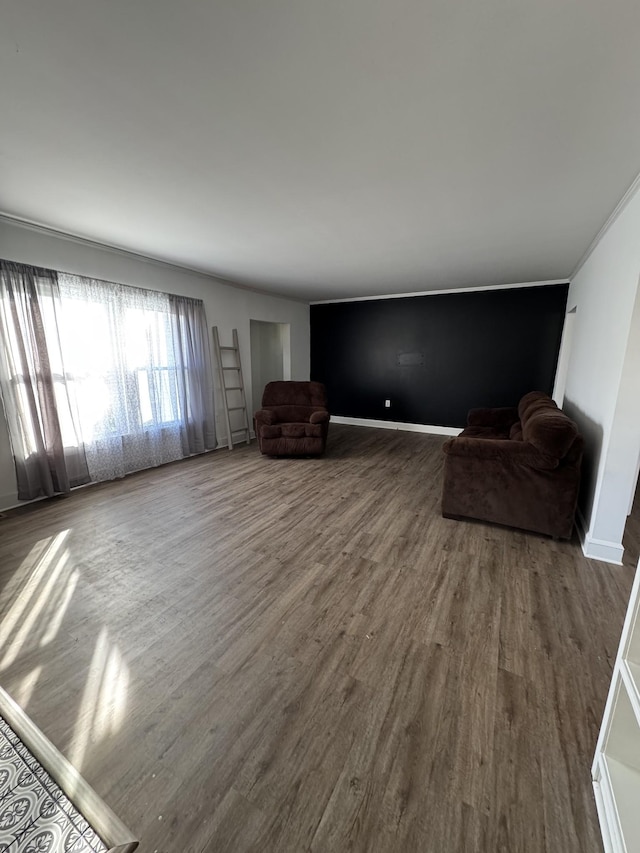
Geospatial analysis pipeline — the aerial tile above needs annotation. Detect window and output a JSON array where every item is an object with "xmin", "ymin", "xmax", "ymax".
[{"xmin": 0, "ymin": 261, "xmax": 216, "ymax": 499}]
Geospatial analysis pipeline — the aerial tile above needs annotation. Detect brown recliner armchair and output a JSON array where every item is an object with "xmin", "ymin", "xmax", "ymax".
[
  {"xmin": 254, "ymin": 381, "xmax": 330, "ymax": 456},
  {"xmin": 441, "ymin": 391, "xmax": 583, "ymax": 539}
]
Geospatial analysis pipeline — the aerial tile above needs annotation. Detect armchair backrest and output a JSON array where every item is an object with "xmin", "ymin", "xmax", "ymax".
[{"xmin": 261, "ymin": 381, "xmax": 327, "ymax": 409}]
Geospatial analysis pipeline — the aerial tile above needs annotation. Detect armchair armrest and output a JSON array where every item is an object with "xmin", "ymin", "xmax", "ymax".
[
  {"xmin": 310, "ymin": 410, "xmax": 329, "ymax": 424},
  {"xmin": 466, "ymin": 406, "xmax": 519, "ymax": 429},
  {"xmin": 442, "ymin": 437, "xmax": 558, "ymax": 470},
  {"xmin": 254, "ymin": 409, "xmax": 277, "ymax": 425}
]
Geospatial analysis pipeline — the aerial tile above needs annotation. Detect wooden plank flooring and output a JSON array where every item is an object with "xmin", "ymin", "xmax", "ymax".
[{"xmin": 0, "ymin": 424, "xmax": 633, "ymax": 853}]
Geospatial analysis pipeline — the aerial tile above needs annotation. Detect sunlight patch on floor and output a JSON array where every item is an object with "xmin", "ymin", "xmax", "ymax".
[
  {"xmin": 68, "ymin": 627, "xmax": 129, "ymax": 774},
  {"xmin": 0, "ymin": 529, "xmax": 72, "ymax": 670},
  {"xmin": 0, "ymin": 527, "xmax": 129, "ymax": 775},
  {"xmin": 40, "ymin": 568, "xmax": 79, "ymax": 646},
  {"xmin": 12, "ymin": 665, "xmax": 43, "ymax": 709}
]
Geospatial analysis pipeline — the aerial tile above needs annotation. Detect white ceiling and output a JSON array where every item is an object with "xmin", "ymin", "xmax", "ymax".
[{"xmin": 2, "ymin": 1, "xmax": 640, "ymax": 302}]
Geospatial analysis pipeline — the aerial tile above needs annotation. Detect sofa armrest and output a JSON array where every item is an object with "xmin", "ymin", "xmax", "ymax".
[
  {"xmin": 309, "ymin": 410, "xmax": 329, "ymax": 424},
  {"xmin": 466, "ymin": 406, "xmax": 519, "ymax": 429},
  {"xmin": 442, "ymin": 437, "xmax": 559, "ymax": 470}
]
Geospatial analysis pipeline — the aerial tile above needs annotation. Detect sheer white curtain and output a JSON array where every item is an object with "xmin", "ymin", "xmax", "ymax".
[
  {"xmin": 0, "ymin": 260, "xmax": 216, "ymax": 498},
  {"xmin": 169, "ymin": 294, "xmax": 217, "ymax": 455},
  {"xmin": 0, "ymin": 262, "xmax": 90, "ymax": 499},
  {"xmin": 56, "ymin": 274, "xmax": 216, "ymax": 481}
]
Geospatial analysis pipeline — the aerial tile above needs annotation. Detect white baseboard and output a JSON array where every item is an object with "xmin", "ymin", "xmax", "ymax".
[
  {"xmin": 330, "ymin": 415, "xmax": 462, "ymax": 437},
  {"xmin": 216, "ymin": 430, "xmax": 256, "ymax": 450},
  {"xmin": 0, "ymin": 493, "xmax": 20, "ymax": 514},
  {"xmin": 576, "ymin": 508, "xmax": 624, "ymax": 565},
  {"xmin": 582, "ymin": 536, "xmax": 624, "ymax": 565}
]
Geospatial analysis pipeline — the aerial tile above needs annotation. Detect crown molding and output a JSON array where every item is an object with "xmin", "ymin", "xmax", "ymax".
[
  {"xmin": 571, "ymin": 169, "xmax": 640, "ymax": 281},
  {"xmin": 0, "ymin": 213, "xmax": 308, "ymax": 304},
  {"xmin": 311, "ymin": 278, "xmax": 569, "ymax": 305}
]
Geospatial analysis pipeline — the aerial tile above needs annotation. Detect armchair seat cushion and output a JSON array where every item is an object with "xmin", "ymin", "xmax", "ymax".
[{"xmin": 261, "ymin": 423, "xmax": 323, "ymax": 439}]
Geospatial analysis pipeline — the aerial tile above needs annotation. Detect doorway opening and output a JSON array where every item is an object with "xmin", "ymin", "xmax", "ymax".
[
  {"xmin": 553, "ymin": 306, "xmax": 577, "ymax": 408},
  {"xmin": 617, "ymin": 275, "xmax": 640, "ymax": 566},
  {"xmin": 624, "ymin": 478, "xmax": 640, "ymax": 566},
  {"xmin": 250, "ymin": 320, "xmax": 291, "ymax": 417}
]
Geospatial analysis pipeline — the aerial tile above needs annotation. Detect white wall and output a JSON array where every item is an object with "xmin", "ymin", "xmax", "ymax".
[
  {"xmin": 0, "ymin": 218, "xmax": 309, "ymax": 510},
  {"xmin": 563, "ymin": 180, "xmax": 640, "ymax": 563}
]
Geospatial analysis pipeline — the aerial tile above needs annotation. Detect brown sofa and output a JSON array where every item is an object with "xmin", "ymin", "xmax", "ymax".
[
  {"xmin": 254, "ymin": 381, "xmax": 330, "ymax": 456},
  {"xmin": 441, "ymin": 391, "xmax": 583, "ymax": 539}
]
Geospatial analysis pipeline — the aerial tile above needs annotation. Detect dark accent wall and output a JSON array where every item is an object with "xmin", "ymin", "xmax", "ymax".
[{"xmin": 310, "ymin": 284, "xmax": 569, "ymax": 428}]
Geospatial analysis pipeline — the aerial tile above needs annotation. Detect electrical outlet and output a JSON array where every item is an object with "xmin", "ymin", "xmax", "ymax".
[{"xmin": 384, "ymin": 399, "xmax": 391, "ymax": 408}]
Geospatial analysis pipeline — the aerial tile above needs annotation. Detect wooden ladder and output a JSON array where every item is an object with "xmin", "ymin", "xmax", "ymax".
[{"xmin": 212, "ymin": 327, "xmax": 251, "ymax": 450}]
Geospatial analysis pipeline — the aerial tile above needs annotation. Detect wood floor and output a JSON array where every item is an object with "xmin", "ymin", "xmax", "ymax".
[{"xmin": 0, "ymin": 425, "xmax": 634, "ymax": 853}]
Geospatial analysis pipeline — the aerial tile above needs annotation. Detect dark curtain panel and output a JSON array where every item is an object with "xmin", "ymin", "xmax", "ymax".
[
  {"xmin": 169, "ymin": 294, "xmax": 216, "ymax": 454},
  {"xmin": 0, "ymin": 261, "xmax": 89, "ymax": 500}
]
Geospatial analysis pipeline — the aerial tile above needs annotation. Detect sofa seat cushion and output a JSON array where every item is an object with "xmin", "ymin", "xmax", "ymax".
[
  {"xmin": 460, "ymin": 425, "xmax": 510, "ymax": 440},
  {"xmin": 260, "ymin": 422, "xmax": 323, "ymax": 440}
]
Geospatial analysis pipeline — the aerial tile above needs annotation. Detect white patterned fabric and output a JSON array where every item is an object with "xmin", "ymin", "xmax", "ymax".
[
  {"xmin": 0, "ymin": 260, "xmax": 216, "ymax": 496},
  {"xmin": 0, "ymin": 716, "xmax": 107, "ymax": 853},
  {"xmin": 57, "ymin": 274, "xmax": 189, "ymax": 481},
  {"xmin": 0, "ymin": 262, "xmax": 91, "ymax": 500}
]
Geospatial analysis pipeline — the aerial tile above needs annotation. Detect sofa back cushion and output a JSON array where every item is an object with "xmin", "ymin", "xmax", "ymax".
[
  {"xmin": 522, "ymin": 409, "xmax": 579, "ymax": 459},
  {"xmin": 509, "ymin": 422, "xmax": 523, "ymax": 441},
  {"xmin": 518, "ymin": 390, "xmax": 557, "ymax": 421}
]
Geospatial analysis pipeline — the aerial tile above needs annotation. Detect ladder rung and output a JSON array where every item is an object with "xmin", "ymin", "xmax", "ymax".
[{"xmin": 213, "ymin": 326, "xmax": 249, "ymax": 451}]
